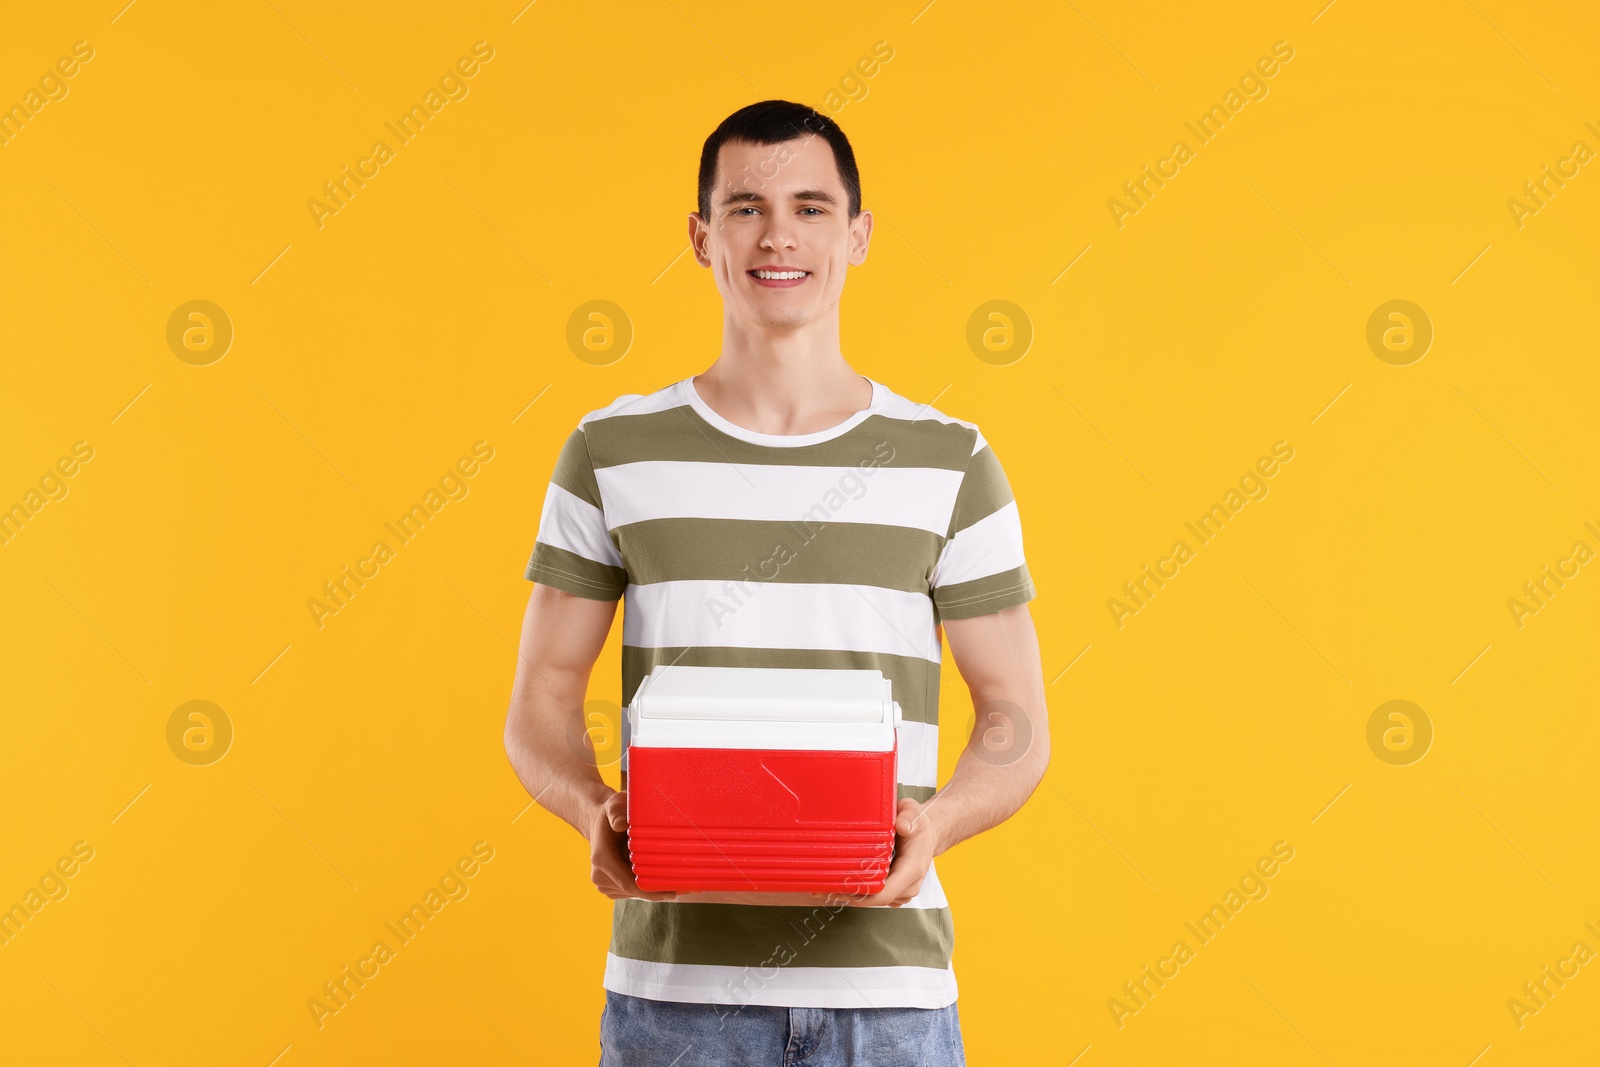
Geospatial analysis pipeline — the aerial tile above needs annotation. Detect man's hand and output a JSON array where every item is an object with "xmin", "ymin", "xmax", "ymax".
[
  {"xmin": 842, "ymin": 602, "xmax": 1050, "ymax": 890},
  {"xmin": 845, "ymin": 797, "xmax": 944, "ymax": 908},
  {"xmin": 588, "ymin": 790, "xmax": 676, "ymax": 902},
  {"xmin": 587, "ymin": 793, "xmax": 817, "ymax": 904}
]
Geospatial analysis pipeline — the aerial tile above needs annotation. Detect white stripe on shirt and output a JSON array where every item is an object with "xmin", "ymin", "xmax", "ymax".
[
  {"xmin": 537, "ymin": 482, "xmax": 624, "ymax": 568},
  {"xmin": 596, "ymin": 461, "xmax": 962, "ymax": 536},
  {"xmin": 603, "ymin": 954, "xmax": 959, "ymax": 1010},
  {"xmin": 622, "ymin": 580, "xmax": 942, "ymax": 663},
  {"xmin": 930, "ymin": 499, "xmax": 1026, "ymax": 588}
]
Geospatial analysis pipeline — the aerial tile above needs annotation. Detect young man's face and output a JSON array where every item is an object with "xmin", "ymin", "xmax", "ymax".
[{"xmin": 689, "ymin": 133, "xmax": 872, "ymax": 333}]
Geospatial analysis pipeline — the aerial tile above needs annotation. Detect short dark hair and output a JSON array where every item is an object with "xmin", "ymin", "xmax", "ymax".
[{"xmin": 697, "ymin": 99, "xmax": 862, "ymax": 222}]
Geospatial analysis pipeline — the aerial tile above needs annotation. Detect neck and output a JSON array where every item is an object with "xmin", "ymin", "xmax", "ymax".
[{"xmin": 696, "ymin": 315, "xmax": 869, "ymax": 435}]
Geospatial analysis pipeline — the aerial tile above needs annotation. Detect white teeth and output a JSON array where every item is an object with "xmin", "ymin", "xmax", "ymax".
[{"xmin": 753, "ymin": 270, "xmax": 807, "ymax": 280}]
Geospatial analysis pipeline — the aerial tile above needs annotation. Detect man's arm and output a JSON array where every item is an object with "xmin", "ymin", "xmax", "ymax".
[
  {"xmin": 854, "ymin": 602, "xmax": 1050, "ymax": 906},
  {"xmin": 503, "ymin": 583, "xmax": 861, "ymax": 908},
  {"xmin": 502, "ymin": 583, "xmax": 674, "ymax": 901}
]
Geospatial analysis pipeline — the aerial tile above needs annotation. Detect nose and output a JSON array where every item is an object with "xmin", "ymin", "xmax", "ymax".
[{"xmin": 759, "ymin": 215, "xmax": 798, "ymax": 255}]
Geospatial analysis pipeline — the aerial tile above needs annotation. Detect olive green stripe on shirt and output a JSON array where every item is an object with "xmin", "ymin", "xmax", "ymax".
[
  {"xmin": 586, "ymin": 406, "xmax": 976, "ymax": 472},
  {"xmin": 549, "ymin": 428, "xmax": 605, "ymax": 509},
  {"xmin": 612, "ymin": 899, "xmax": 953, "ymax": 969},
  {"xmin": 621, "ymin": 645, "xmax": 945, "ymax": 727},
  {"xmin": 616, "ymin": 518, "xmax": 942, "ymax": 592},
  {"xmin": 526, "ymin": 544, "xmax": 627, "ymax": 599},
  {"xmin": 947, "ymin": 445, "xmax": 1017, "ymax": 537},
  {"xmin": 932, "ymin": 565, "xmax": 1037, "ymax": 621}
]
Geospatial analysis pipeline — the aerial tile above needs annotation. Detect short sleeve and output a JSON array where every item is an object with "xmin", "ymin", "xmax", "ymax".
[
  {"xmin": 929, "ymin": 433, "xmax": 1036, "ymax": 620},
  {"xmin": 524, "ymin": 426, "xmax": 627, "ymax": 601}
]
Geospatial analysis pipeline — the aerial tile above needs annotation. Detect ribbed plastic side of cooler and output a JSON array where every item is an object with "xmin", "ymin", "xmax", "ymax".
[{"xmin": 628, "ymin": 745, "xmax": 896, "ymax": 892}]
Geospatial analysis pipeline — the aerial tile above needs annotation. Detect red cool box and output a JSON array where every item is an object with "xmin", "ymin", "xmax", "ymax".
[{"xmin": 625, "ymin": 665, "xmax": 902, "ymax": 894}]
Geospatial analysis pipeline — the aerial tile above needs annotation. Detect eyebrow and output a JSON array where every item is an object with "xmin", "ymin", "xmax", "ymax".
[{"xmin": 718, "ymin": 189, "xmax": 839, "ymax": 207}]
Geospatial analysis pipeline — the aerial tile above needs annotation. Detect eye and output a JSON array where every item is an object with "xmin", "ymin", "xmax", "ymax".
[
  {"xmin": 800, "ymin": 207, "xmax": 824, "ymax": 216},
  {"xmin": 734, "ymin": 206, "xmax": 760, "ymax": 216}
]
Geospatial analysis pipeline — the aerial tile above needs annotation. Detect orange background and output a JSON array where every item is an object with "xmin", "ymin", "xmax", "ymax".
[{"xmin": 2, "ymin": 1, "xmax": 1597, "ymax": 1063}]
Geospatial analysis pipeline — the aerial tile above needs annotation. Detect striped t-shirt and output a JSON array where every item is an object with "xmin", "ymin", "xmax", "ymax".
[{"xmin": 524, "ymin": 374, "xmax": 1036, "ymax": 1010}]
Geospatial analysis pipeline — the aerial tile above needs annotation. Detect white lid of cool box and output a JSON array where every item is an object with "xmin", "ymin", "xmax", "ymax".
[{"xmin": 626, "ymin": 665, "xmax": 901, "ymax": 752}]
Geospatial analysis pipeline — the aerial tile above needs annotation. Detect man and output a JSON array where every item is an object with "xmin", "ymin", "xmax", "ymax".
[{"xmin": 503, "ymin": 99, "xmax": 1049, "ymax": 1066}]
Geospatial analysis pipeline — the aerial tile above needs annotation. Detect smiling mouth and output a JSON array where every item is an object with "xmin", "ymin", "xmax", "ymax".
[{"xmin": 748, "ymin": 269, "xmax": 810, "ymax": 288}]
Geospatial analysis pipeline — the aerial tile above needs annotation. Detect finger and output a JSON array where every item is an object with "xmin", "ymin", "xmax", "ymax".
[
  {"xmin": 608, "ymin": 791, "xmax": 629, "ymax": 831},
  {"xmin": 834, "ymin": 878, "xmax": 881, "ymax": 905},
  {"xmin": 889, "ymin": 879, "xmax": 925, "ymax": 907},
  {"xmin": 894, "ymin": 797, "xmax": 918, "ymax": 825},
  {"xmin": 613, "ymin": 863, "xmax": 673, "ymax": 899},
  {"xmin": 873, "ymin": 868, "xmax": 919, "ymax": 905},
  {"xmin": 845, "ymin": 856, "xmax": 909, "ymax": 905},
  {"xmin": 848, "ymin": 870, "xmax": 901, "ymax": 906},
  {"xmin": 613, "ymin": 875, "xmax": 676, "ymax": 901},
  {"xmin": 599, "ymin": 852, "xmax": 672, "ymax": 902},
  {"xmin": 594, "ymin": 853, "xmax": 637, "ymax": 891},
  {"xmin": 595, "ymin": 863, "xmax": 674, "ymax": 902}
]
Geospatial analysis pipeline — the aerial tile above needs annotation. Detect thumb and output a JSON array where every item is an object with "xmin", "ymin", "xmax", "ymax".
[
  {"xmin": 895, "ymin": 798, "xmax": 922, "ymax": 835},
  {"xmin": 609, "ymin": 791, "xmax": 628, "ymax": 831}
]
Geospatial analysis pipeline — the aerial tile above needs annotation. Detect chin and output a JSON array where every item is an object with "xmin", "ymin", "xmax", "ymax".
[{"xmin": 747, "ymin": 306, "xmax": 816, "ymax": 330}]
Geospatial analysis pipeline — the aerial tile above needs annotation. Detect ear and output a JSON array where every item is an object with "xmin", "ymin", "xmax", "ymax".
[
  {"xmin": 847, "ymin": 209, "xmax": 873, "ymax": 266},
  {"xmin": 688, "ymin": 213, "xmax": 713, "ymax": 267}
]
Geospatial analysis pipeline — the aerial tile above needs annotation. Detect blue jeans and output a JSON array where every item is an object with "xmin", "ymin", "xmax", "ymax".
[{"xmin": 598, "ymin": 989, "xmax": 967, "ymax": 1066}]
